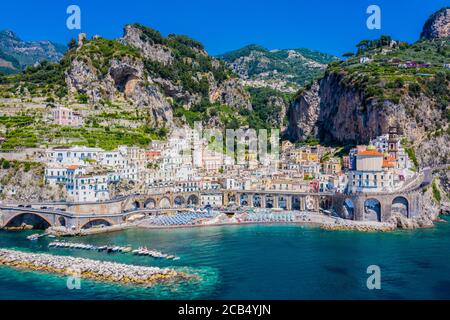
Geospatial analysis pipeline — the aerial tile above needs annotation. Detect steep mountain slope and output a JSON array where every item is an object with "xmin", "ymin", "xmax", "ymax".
[
  {"xmin": 285, "ymin": 8, "xmax": 450, "ymax": 167},
  {"xmin": 0, "ymin": 49, "xmax": 20, "ymax": 74},
  {"xmin": 0, "ymin": 30, "xmax": 66, "ymax": 70},
  {"xmin": 421, "ymin": 7, "xmax": 450, "ymax": 40},
  {"xmin": 62, "ymin": 25, "xmax": 252, "ymax": 128},
  {"xmin": 219, "ymin": 44, "xmax": 338, "ymax": 93},
  {"xmin": 0, "ymin": 24, "xmax": 258, "ymax": 151}
]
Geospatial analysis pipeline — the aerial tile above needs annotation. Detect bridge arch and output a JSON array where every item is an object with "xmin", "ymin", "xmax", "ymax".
[
  {"xmin": 4, "ymin": 212, "xmax": 52, "ymax": 230},
  {"xmin": 278, "ymin": 196, "xmax": 287, "ymax": 210},
  {"xmin": 174, "ymin": 196, "xmax": 185, "ymax": 207},
  {"xmin": 159, "ymin": 197, "xmax": 171, "ymax": 209},
  {"xmin": 81, "ymin": 219, "xmax": 113, "ymax": 229},
  {"xmin": 292, "ymin": 196, "xmax": 301, "ymax": 210},
  {"xmin": 58, "ymin": 216, "xmax": 66, "ymax": 227},
  {"xmin": 240, "ymin": 194, "xmax": 249, "ymax": 206},
  {"xmin": 253, "ymin": 194, "xmax": 262, "ymax": 208},
  {"xmin": 343, "ymin": 199, "xmax": 355, "ymax": 220},
  {"xmin": 265, "ymin": 195, "xmax": 274, "ymax": 209},
  {"xmin": 320, "ymin": 196, "xmax": 331, "ymax": 210},
  {"xmin": 187, "ymin": 194, "xmax": 199, "ymax": 206},
  {"xmin": 364, "ymin": 198, "xmax": 381, "ymax": 222},
  {"xmin": 144, "ymin": 198, "xmax": 156, "ymax": 209},
  {"xmin": 227, "ymin": 193, "xmax": 236, "ymax": 205},
  {"xmin": 133, "ymin": 201, "xmax": 141, "ymax": 210},
  {"xmin": 392, "ymin": 196, "xmax": 409, "ymax": 218}
]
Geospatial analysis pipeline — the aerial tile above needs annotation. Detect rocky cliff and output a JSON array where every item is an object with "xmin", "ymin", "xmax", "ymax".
[
  {"xmin": 421, "ymin": 7, "xmax": 450, "ymax": 40},
  {"xmin": 286, "ymin": 70, "xmax": 449, "ymax": 166},
  {"xmin": 286, "ymin": 9, "xmax": 450, "ymax": 167},
  {"xmin": 218, "ymin": 44, "xmax": 337, "ymax": 130},
  {"xmin": 0, "ymin": 160, "xmax": 65, "ymax": 203},
  {"xmin": 64, "ymin": 25, "xmax": 252, "ymax": 128}
]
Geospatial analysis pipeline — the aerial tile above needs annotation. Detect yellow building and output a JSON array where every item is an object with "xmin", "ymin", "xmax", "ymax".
[
  {"xmin": 322, "ymin": 157, "xmax": 342, "ymax": 175},
  {"xmin": 289, "ymin": 147, "xmax": 319, "ymax": 163}
]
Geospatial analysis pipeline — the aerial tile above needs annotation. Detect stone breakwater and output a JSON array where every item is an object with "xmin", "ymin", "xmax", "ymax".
[
  {"xmin": 321, "ymin": 219, "xmax": 396, "ymax": 232},
  {"xmin": 0, "ymin": 249, "xmax": 193, "ymax": 285}
]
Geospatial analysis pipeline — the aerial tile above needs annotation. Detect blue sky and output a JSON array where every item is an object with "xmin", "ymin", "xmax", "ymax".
[{"xmin": 0, "ymin": 0, "xmax": 448, "ymax": 57}]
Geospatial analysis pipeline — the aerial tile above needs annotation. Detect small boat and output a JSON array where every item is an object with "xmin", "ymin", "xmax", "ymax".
[
  {"xmin": 47, "ymin": 235, "xmax": 56, "ymax": 238},
  {"xmin": 98, "ymin": 246, "xmax": 107, "ymax": 252},
  {"xmin": 122, "ymin": 247, "xmax": 132, "ymax": 253},
  {"xmin": 27, "ymin": 234, "xmax": 40, "ymax": 241}
]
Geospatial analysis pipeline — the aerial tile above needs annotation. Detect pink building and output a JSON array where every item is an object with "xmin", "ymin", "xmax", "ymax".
[{"xmin": 51, "ymin": 106, "xmax": 83, "ymax": 126}]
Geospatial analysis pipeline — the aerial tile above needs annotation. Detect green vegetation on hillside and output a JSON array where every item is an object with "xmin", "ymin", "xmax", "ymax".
[
  {"xmin": 400, "ymin": 138, "xmax": 419, "ymax": 170},
  {"xmin": 432, "ymin": 179, "xmax": 442, "ymax": 203},
  {"xmin": 245, "ymin": 87, "xmax": 291, "ymax": 129},
  {"xmin": 0, "ymin": 59, "xmax": 69, "ymax": 99},
  {"xmin": 0, "ymin": 158, "xmax": 43, "ymax": 173},
  {"xmin": 328, "ymin": 36, "xmax": 450, "ymax": 110},
  {"xmin": 173, "ymin": 86, "xmax": 293, "ymax": 131},
  {"xmin": 75, "ymin": 38, "xmax": 140, "ymax": 76},
  {"xmin": 0, "ymin": 49, "xmax": 20, "ymax": 74},
  {"xmin": 0, "ymin": 113, "xmax": 167, "ymax": 151},
  {"xmin": 137, "ymin": 24, "xmax": 231, "ymax": 99},
  {"xmin": 219, "ymin": 44, "xmax": 267, "ymax": 61},
  {"xmin": 0, "ymin": 37, "xmax": 139, "ymax": 99},
  {"xmin": 174, "ymin": 101, "xmax": 247, "ymax": 129},
  {"xmin": 220, "ymin": 44, "xmax": 338, "ymax": 88}
]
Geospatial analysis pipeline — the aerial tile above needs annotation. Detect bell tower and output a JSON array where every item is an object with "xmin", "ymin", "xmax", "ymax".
[{"xmin": 388, "ymin": 126, "xmax": 399, "ymax": 162}]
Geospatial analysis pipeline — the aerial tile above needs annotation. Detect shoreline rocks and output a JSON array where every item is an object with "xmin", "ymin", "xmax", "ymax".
[
  {"xmin": 321, "ymin": 218, "xmax": 396, "ymax": 232},
  {"xmin": 0, "ymin": 249, "xmax": 194, "ymax": 286}
]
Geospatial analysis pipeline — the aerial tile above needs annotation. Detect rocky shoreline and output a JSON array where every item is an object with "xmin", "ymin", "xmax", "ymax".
[
  {"xmin": 0, "ymin": 249, "xmax": 194, "ymax": 286},
  {"xmin": 321, "ymin": 219, "xmax": 396, "ymax": 232}
]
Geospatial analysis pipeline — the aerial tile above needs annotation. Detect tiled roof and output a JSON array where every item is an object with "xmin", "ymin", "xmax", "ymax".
[
  {"xmin": 382, "ymin": 160, "xmax": 395, "ymax": 167},
  {"xmin": 357, "ymin": 150, "xmax": 383, "ymax": 156}
]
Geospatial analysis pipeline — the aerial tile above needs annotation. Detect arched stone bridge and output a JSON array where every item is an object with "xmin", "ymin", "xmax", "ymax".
[
  {"xmin": 332, "ymin": 179, "xmax": 426, "ymax": 222},
  {"xmin": 225, "ymin": 190, "xmax": 332, "ymax": 212},
  {"xmin": 123, "ymin": 192, "xmax": 202, "ymax": 211},
  {"xmin": 0, "ymin": 206, "xmax": 124, "ymax": 231},
  {"xmin": 0, "ymin": 190, "xmax": 334, "ymax": 230}
]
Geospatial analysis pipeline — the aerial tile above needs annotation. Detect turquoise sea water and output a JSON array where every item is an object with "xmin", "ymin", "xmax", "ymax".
[{"xmin": 1, "ymin": 218, "xmax": 450, "ymax": 300}]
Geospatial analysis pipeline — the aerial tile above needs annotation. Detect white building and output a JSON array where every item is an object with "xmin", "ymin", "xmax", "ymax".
[
  {"xmin": 45, "ymin": 164, "xmax": 86, "ymax": 185},
  {"xmin": 222, "ymin": 178, "xmax": 242, "ymax": 190},
  {"xmin": 50, "ymin": 106, "xmax": 84, "ymax": 127},
  {"xmin": 360, "ymin": 56, "xmax": 373, "ymax": 64},
  {"xmin": 347, "ymin": 146, "xmax": 395, "ymax": 193},
  {"xmin": 67, "ymin": 172, "xmax": 110, "ymax": 202},
  {"xmin": 46, "ymin": 146, "xmax": 103, "ymax": 165},
  {"xmin": 45, "ymin": 164, "xmax": 110, "ymax": 202},
  {"xmin": 201, "ymin": 192, "xmax": 223, "ymax": 207}
]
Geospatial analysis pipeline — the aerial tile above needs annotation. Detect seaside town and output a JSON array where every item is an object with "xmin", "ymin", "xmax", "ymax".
[
  {"xmin": 0, "ymin": 2, "xmax": 449, "ymax": 302},
  {"xmin": 0, "ymin": 108, "xmax": 435, "ymax": 234}
]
